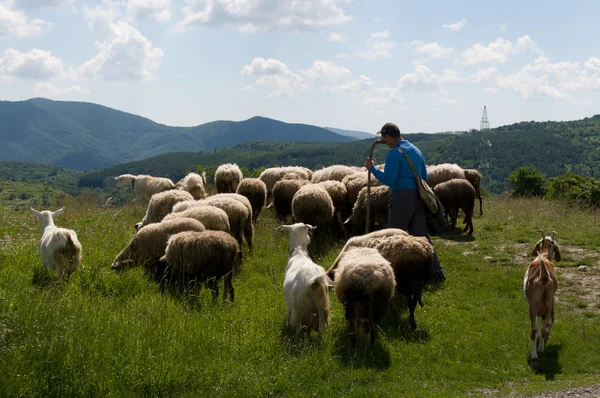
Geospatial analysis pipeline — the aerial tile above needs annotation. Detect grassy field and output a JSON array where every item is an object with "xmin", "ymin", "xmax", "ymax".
[{"xmin": 0, "ymin": 195, "xmax": 599, "ymax": 397}]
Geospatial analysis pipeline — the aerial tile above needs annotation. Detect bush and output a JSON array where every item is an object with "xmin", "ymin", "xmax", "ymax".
[
  {"xmin": 546, "ymin": 173, "xmax": 600, "ymax": 207},
  {"xmin": 508, "ymin": 166, "xmax": 547, "ymax": 197}
]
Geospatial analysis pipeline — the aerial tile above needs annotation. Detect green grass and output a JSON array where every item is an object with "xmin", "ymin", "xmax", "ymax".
[{"xmin": 0, "ymin": 196, "xmax": 599, "ymax": 397}]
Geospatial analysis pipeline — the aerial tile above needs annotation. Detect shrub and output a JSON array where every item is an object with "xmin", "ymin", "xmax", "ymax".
[
  {"xmin": 508, "ymin": 166, "xmax": 547, "ymax": 197},
  {"xmin": 546, "ymin": 173, "xmax": 600, "ymax": 207}
]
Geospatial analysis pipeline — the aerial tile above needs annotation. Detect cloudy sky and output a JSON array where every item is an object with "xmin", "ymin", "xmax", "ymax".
[{"xmin": 1, "ymin": 0, "xmax": 599, "ymax": 133}]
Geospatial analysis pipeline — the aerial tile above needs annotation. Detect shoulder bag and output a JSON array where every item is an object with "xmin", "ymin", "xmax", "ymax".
[{"xmin": 396, "ymin": 147, "xmax": 439, "ymax": 214}]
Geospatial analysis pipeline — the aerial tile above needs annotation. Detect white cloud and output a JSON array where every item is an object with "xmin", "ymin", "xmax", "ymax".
[
  {"xmin": 241, "ymin": 57, "xmax": 307, "ymax": 97},
  {"xmin": 77, "ymin": 3, "xmax": 164, "ymax": 81},
  {"xmin": 410, "ymin": 41, "xmax": 453, "ymax": 60},
  {"xmin": 12, "ymin": 0, "xmax": 73, "ymax": 9},
  {"xmin": 323, "ymin": 74, "xmax": 373, "ymax": 93},
  {"xmin": 398, "ymin": 65, "xmax": 461, "ymax": 91},
  {"xmin": 460, "ymin": 35, "xmax": 540, "ymax": 65},
  {"xmin": 484, "ymin": 87, "xmax": 498, "ymax": 93},
  {"xmin": 126, "ymin": 0, "xmax": 172, "ymax": 24},
  {"xmin": 301, "ymin": 60, "xmax": 351, "ymax": 82},
  {"xmin": 500, "ymin": 23, "xmax": 507, "ymax": 32},
  {"xmin": 0, "ymin": 48, "xmax": 65, "ymax": 79},
  {"xmin": 327, "ymin": 32, "xmax": 344, "ymax": 43},
  {"xmin": 176, "ymin": 0, "xmax": 353, "ymax": 33},
  {"xmin": 559, "ymin": 70, "xmax": 600, "ymax": 92},
  {"xmin": 496, "ymin": 69, "xmax": 577, "ymax": 102},
  {"xmin": 33, "ymin": 82, "xmax": 90, "ymax": 96},
  {"xmin": 469, "ymin": 67, "xmax": 499, "ymax": 83},
  {"xmin": 363, "ymin": 87, "xmax": 404, "ymax": 104},
  {"xmin": 442, "ymin": 19, "xmax": 467, "ymax": 32},
  {"xmin": 356, "ymin": 30, "xmax": 396, "ymax": 60},
  {"xmin": 0, "ymin": 1, "xmax": 52, "ymax": 37},
  {"xmin": 585, "ymin": 56, "xmax": 600, "ymax": 71}
]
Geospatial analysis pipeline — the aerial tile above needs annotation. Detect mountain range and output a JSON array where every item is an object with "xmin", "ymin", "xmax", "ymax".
[{"xmin": 0, "ymin": 98, "xmax": 358, "ymax": 170}]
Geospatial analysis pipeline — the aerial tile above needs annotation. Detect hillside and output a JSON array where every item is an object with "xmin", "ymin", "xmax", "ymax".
[
  {"xmin": 324, "ymin": 127, "xmax": 374, "ymax": 140},
  {"xmin": 0, "ymin": 98, "xmax": 354, "ymax": 170}
]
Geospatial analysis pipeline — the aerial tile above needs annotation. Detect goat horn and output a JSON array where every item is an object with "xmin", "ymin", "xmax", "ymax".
[
  {"xmin": 535, "ymin": 229, "xmax": 546, "ymax": 238},
  {"xmin": 551, "ymin": 231, "xmax": 557, "ymax": 240}
]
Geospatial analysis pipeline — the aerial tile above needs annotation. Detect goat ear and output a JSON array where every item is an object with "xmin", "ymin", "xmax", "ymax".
[
  {"xmin": 531, "ymin": 240, "xmax": 542, "ymax": 257},
  {"xmin": 276, "ymin": 225, "xmax": 291, "ymax": 232},
  {"xmin": 52, "ymin": 208, "xmax": 65, "ymax": 217},
  {"xmin": 30, "ymin": 207, "xmax": 41, "ymax": 217},
  {"xmin": 553, "ymin": 244, "xmax": 562, "ymax": 262},
  {"xmin": 306, "ymin": 224, "xmax": 316, "ymax": 231},
  {"xmin": 343, "ymin": 215, "xmax": 352, "ymax": 225}
]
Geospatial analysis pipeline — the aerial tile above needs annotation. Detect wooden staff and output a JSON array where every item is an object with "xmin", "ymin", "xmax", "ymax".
[{"xmin": 366, "ymin": 138, "xmax": 386, "ymax": 234}]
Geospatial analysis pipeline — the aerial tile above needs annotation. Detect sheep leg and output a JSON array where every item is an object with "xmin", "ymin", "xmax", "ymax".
[
  {"xmin": 336, "ymin": 211, "xmax": 349, "ymax": 237},
  {"xmin": 243, "ymin": 220, "xmax": 254, "ymax": 253},
  {"xmin": 224, "ymin": 271, "xmax": 234, "ymax": 302},
  {"xmin": 352, "ymin": 304, "xmax": 360, "ymax": 361},
  {"xmin": 478, "ymin": 196, "xmax": 483, "ymax": 216},
  {"xmin": 530, "ymin": 308, "xmax": 539, "ymax": 360},
  {"xmin": 408, "ymin": 294, "xmax": 417, "ymax": 330},
  {"xmin": 368, "ymin": 299, "xmax": 376, "ymax": 348},
  {"xmin": 208, "ymin": 278, "xmax": 218, "ymax": 304}
]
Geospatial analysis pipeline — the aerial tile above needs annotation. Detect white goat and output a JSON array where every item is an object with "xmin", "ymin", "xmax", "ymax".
[
  {"xmin": 524, "ymin": 230, "xmax": 559, "ymax": 360},
  {"xmin": 30, "ymin": 208, "xmax": 82, "ymax": 279},
  {"xmin": 114, "ymin": 174, "xmax": 175, "ymax": 202},
  {"xmin": 279, "ymin": 223, "xmax": 330, "ymax": 340}
]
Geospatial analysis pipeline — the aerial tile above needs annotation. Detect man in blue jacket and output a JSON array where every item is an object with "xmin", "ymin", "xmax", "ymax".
[{"xmin": 365, "ymin": 122, "xmax": 445, "ymax": 282}]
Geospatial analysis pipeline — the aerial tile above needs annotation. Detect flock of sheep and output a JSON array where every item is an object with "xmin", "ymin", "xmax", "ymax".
[{"xmin": 28, "ymin": 161, "xmax": 558, "ymax": 360}]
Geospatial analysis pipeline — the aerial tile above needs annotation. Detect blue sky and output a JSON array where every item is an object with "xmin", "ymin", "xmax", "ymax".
[{"xmin": 1, "ymin": 0, "xmax": 599, "ymax": 133}]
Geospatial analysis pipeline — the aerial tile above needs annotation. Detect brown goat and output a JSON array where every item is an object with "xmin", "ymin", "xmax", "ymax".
[{"xmin": 524, "ymin": 230, "xmax": 559, "ymax": 361}]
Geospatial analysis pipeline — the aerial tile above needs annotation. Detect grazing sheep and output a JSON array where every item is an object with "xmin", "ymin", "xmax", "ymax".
[
  {"xmin": 159, "ymin": 231, "xmax": 241, "ymax": 302},
  {"xmin": 162, "ymin": 205, "xmax": 230, "ymax": 233},
  {"xmin": 279, "ymin": 223, "xmax": 330, "ymax": 339},
  {"xmin": 30, "ymin": 208, "xmax": 82, "ymax": 279},
  {"xmin": 334, "ymin": 247, "xmax": 396, "ymax": 358},
  {"xmin": 316, "ymin": 180, "xmax": 350, "ymax": 236},
  {"xmin": 269, "ymin": 179, "xmax": 309, "ymax": 221},
  {"xmin": 312, "ymin": 165, "xmax": 361, "ymax": 184},
  {"xmin": 345, "ymin": 185, "xmax": 391, "ymax": 235},
  {"xmin": 201, "ymin": 196, "xmax": 253, "ymax": 252},
  {"xmin": 135, "ymin": 190, "xmax": 194, "ymax": 231},
  {"xmin": 524, "ymin": 230, "xmax": 559, "ymax": 360},
  {"xmin": 111, "ymin": 218, "xmax": 206, "ymax": 271},
  {"xmin": 342, "ymin": 172, "xmax": 382, "ymax": 210},
  {"xmin": 531, "ymin": 231, "xmax": 562, "ymax": 262},
  {"xmin": 236, "ymin": 178, "xmax": 267, "ymax": 223},
  {"xmin": 327, "ymin": 229, "xmax": 432, "ymax": 330},
  {"xmin": 292, "ymin": 184, "xmax": 335, "ymax": 230},
  {"xmin": 464, "ymin": 169, "xmax": 483, "ymax": 216},
  {"xmin": 425, "ymin": 164, "xmax": 465, "ymax": 188},
  {"xmin": 175, "ymin": 172, "xmax": 208, "ymax": 200},
  {"xmin": 259, "ymin": 166, "xmax": 312, "ymax": 199},
  {"xmin": 115, "ymin": 174, "xmax": 175, "ymax": 202},
  {"xmin": 434, "ymin": 179, "xmax": 476, "ymax": 235},
  {"xmin": 215, "ymin": 163, "xmax": 244, "ymax": 194}
]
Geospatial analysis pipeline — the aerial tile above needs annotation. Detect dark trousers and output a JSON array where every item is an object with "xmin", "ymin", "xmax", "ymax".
[{"xmin": 388, "ymin": 190, "xmax": 444, "ymax": 277}]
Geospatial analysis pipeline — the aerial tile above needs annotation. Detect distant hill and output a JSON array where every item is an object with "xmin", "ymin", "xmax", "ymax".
[
  {"xmin": 324, "ymin": 127, "xmax": 374, "ymax": 140},
  {"xmin": 0, "ymin": 98, "xmax": 355, "ymax": 170}
]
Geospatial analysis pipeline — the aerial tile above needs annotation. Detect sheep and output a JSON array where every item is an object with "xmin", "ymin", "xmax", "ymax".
[
  {"xmin": 333, "ymin": 247, "xmax": 396, "ymax": 358},
  {"xmin": 158, "ymin": 230, "xmax": 242, "ymax": 302},
  {"xmin": 342, "ymin": 172, "xmax": 382, "ymax": 210},
  {"xmin": 434, "ymin": 179, "xmax": 476, "ymax": 235},
  {"xmin": 345, "ymin": 185, "xmax": 391, "ymax": 235},
  {"xmin": 312, "ymin": 165, "xmax": 361, "ymax": 184},
  {"xmin": 215, "ymin": 163, "xmax": 244, "ymax": 194},
  {"xmin": 162, "ymin": 205, "xmax": 230, "ymax": 233},
  {"xmin": 292, "ymin": 184, "xmax": 335, "ymax": 230},
  {"xmin": 524, "ymin": 230, "xmax": 559, "ymax": 360},
  {"xmin": 115, "ymin": 174, "xmax": 175, "ymax": 202},
  {"xmin": 30, "ymin": 207, "xmax": 82, "ymax": 279},
  {"xmin": 135, "ymin": 190, "xmax": 194, "ymax": 231},
  {"xmin": 531, "ymin": 230, "xmax": 562, "ymax": 262},
  {"xmin": 201, "ymin": 196, "xmax": 253, "ymax": 252},
  {"xmin": 425, "ymin": 164, "xmax": 465, "ymax": 188},
  {"xmin": 111, "ymin": 218, "xmax": 206, "ymax": 271},
  {"xmin": 464, "ymin": 169, "xmax": 483, "ymax": 216},
  {"xmin": 236, "ymin": 178, "xmax": 267, "ymax": 223},
  {"xmin": 278, "ymin": 223, "xmax": 330, "ymax": 340},
  {"xmin": 175, "ymin": 172, "xmax": 208, "ymax": 200},
  {"xmin": 327, "ymin": 228, "xmax": 432, "ymax": 330},
  {"xmin": 316, "ymin": 180, "xmax": 350, "ymax": 236},
  {"xmin": 269, "ymin": 179, "xmax": 309, "ymax": 221},
  {"xmin": 259, "ymin": 166, "xmax": 312, "ymax": 199}
]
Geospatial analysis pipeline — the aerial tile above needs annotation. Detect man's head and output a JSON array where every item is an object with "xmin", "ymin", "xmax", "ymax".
[{"xmin": 377, "ymin": 122, "xmax": 402, "ymax": 148}]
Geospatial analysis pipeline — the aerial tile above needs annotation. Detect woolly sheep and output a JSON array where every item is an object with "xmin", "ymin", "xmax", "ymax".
[
  {"xmin": 524, "ymin": 230, "xmax": 559, "ymax": 360},
  {"xmin": 158, "ymin": 230, "xmax": 241, "ymax": 302},
  {"xmin": 434, "ymin": 179, "xmax": 475, "ymax": 235},
  {"xmin": 327, "ymin": 229, "xmax": 432, "ymax": 329},
  {"xmin": 342, "ymin": 172, "xmax": 382, "ymax": 210},
  {"xmin": 279, "ymin": 223, "xmax": 330, "ymax": 339},
  {"xmin": 31, "ymin": 207, "xmax": 82, "ymax": 279},
  {"xmin": 345, "ymin": 185, "xmax": 391, "ymax": 235},
  {"xmin": 175, "ymin": 172, "xmax": 208, "ymax": 200},
  {"xmin": 269, "ymin": 179, "xmax": 310, "ymax": 221},
  {"xmin": 111, "ymin": 218, "xmax": 206, "ymax": 271},
  {"xmin": 292, "ymin": 184, "xmax": 335, "ymax": 235},
  {"xmin": 236, "ymin": 178, "xmax": 267, "ymax": 223},
  {"xmin": 259, "ymin": 166, "xmax": 312, "ymax": 199},
  {"xmin": 425, "ymin": 164, "xmax": 465, "ymax": 188},
  {"xmin": 316, "ymin": 180, "xmax": 350, "ymax": 236},
  {"xmin": 135, "ymin": 190, "xmax": 194, "ymax": 231},
  {"xmin": 162, "ymin": 205, "xmax": 230, "ymax": 233},
  {"xmin": 312, "ymin": 165, "xmax": 360, "ymax": 183},
  {"xmin": 215, "ymin": 163, "xmax": 244, "ymax": 194},
  {"xmin": 201, "ymin": 196, "xmax": 253, "ymax": 252},
  {"xmin": 464, "ymin": 169, "xmax": 483, "ymax": 216},
  {"xmin": 115, "ymin": 174, "xmax": 175, "ymax": 202},
  {"xmin": 334, "ymin": 247, "xmax": 396, "ymax": 357}
]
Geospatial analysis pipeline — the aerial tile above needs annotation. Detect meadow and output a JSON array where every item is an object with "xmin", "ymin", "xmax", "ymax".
[{"xmin": 0, "ymin": 195, "xmax": 599, "ymax": 397}]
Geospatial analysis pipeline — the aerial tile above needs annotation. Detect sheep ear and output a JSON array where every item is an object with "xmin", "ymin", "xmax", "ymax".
[
  {"xmin": 52, "ymin": 208, "xmax": 65, "ymax": 217},
  {"xmin": 30, "ymin": 207, "xmax": 41, "ymax": 217}
]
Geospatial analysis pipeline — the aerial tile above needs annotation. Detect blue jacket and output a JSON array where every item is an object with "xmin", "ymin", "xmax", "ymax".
[{"xmin": 369, "ymin": 140, "xmax": 427, "ymax": 191}]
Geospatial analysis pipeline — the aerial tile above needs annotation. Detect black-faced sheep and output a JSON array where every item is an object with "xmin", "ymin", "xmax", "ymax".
[
  {"xmin": 333, "ymin": 247, "xmax": 396, "ymax": 358},
  {"xmin": 215, "ymin": 163, "xmax": 244, "ymax": 194},
  {"xmin": 327, "ymin": 229, "xmax": 432, "ymax": 330},
  {"xmin": 175, "ymin": 172, "xmax": 208, "ymax": 200},
  {"xmin": 112, "ymin": 218, "xmax": 206, "ymax": 271},
  {"xmin": 464, "ymin": 169, "xmax": 483, "ymax": 216},
  {"xmin": 135, "ymin": 190, "xmax": 194, "ymax": 231},
  {"xmin": 162, "ymin": 205, "xmax": 230, "ymax": 233},
  {"xmin": 269, "ymin": 179, "xmax": 309, "ymax": 221},
  {"xmin": 345, "ymin": 185, "xmax": 391, "ymax": 235},
  {"xmin": 115, "ymin": 174, "xmax": 175, "ymax": 202},
  {"xmin": 30, "ymin": 207, "xmax": 82, "ymax": 279},
  {"xmin": 434, "ymin": 179, "xmax": 475, "ymax": 235},
  {"xmin": 236, "ymin": 178, "xmax": 267, "ymax": 223},
  {"xmin": 158, "ymin": 230, "xmax": 242, "ymax": 302},
  {"xmin": 524, "ymin": 230, "xmax": 559, "ymax": 360}
]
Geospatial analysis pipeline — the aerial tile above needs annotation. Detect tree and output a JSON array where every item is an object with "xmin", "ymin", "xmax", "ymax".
[{"xmin": 508, "ymin": 166, "xmax": 547, "ymax": 197}]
